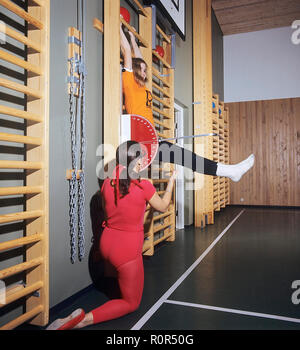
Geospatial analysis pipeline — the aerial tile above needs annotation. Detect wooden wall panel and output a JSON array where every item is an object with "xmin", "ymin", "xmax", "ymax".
[{"xmin": 227, "ymin": 98, "xmax": 300, "ymax": 206}]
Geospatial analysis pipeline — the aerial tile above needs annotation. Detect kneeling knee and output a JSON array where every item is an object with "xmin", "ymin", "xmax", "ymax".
[{"xmin": 127, "ymin": 300, "xmax": 141, "ymax": 313}]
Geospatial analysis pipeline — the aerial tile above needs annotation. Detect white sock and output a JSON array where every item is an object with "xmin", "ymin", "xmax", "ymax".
[{"xmin": 216, "ymin": 154, "xmax": 255, "ymax": 182}]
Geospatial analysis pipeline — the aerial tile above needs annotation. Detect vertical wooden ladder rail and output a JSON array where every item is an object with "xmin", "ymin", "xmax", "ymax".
[
  {"xmin": 148, "ymin": 20, "xmax": 175, "ymax": 254},
  {"xmin": 193, "ymin": 0, "xmax": 214, "ymax": 228},
  {"xmin": 0, "ymin": 0, "xmax": 49, "ymax": 329},
  {"xmin": 159, "ymin": 24, "xmax": 175, "ymax": 245},
  {"xmin": 139, "ymin": 6, "xmax": 155, "ymax": 256}
]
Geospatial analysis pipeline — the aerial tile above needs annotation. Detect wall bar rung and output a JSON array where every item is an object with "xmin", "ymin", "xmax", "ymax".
[
  {"xmin": 153, "ymin": 222, "xmax": 171, "ymax": 233},
  {"xmin": 0, "ymin": 160, "xmax": 43, "ymax": 169},
  {"xmin": 152, "ymin": 68, "xmax": 170, "ymax": 87},
  {"xmin": 0, "ymin": 50, "xmax": 42, "ymax": 76},
  {"xmin": 28, "ymin": 0, "xmax": 44, "ymax": 6},
  {"xmin": 0, "ymin": 186, "xmax": 43, "ymax": 196},
  {"xmin": 6, "ymin": 284, "xmax": 25, "ymax": 299},
  {"xmin": 152, "ymin": 82, "xmax": 170, "ymax": 98},
  {"xmin": 152, "ymin": 106, "xmax": 170, "ymax": 118},
  {"xmin": 156, "ymin": 24, "xmax": 171, "ymax": 43},
  {"xmin": 152, "ymin": 95, "xmax": 171, "ymax": 108},
  {"xmin": 0, "ymin": 105, "xmax": 42, "ymax": 123},
  {"xmin": 0, "ymin": 132, "xmax": 42, "ymax": 146},
  {"xmin": 153, "ymin": 178, "xmax": 168, "ymax": 183},
  {"xmin": 157, "ymin": 131, "xmax": 168, "ymax": 138},
  {"xmin": 93, "ymin": 17, "xmax": 104, "ymax": 33},
  {"xmin": 0, "ymin": 305, "xmax": 43, "ymax": 330},
  {"xmin": 153, "ymin": 117, "xmax": 170, "ymax": 129},
  {"xmin": 132, "ymin": 0, "xmax": 148, "ymax": 17},
  {"xmin": 3, "ymin": 26, "xmax": 42, "ymax": 53},
  {"xmin": 2, "ymin": 281, "xmax": 43, "ymax": 308},
  {"xmin": 120, "ymin": 17, "xmax": 148, "ymax": 48},
  {"xmin": 0, "ymin": 0, "xmax": 44, "ymax": 29},
  {"xmin": 0, "ymin": 210, "xmax": 43, "ymax": 224},
  {"xmin": 0, "ymin": 78, "xmax": 43, "ymax": 100},
  {"xmin": 153, "ymin": 210, "xmax": 172, "ymax": 221},
  {"xmin": 153, "ymin": 229, "xmax": 172, "ymax": 240},
  {"xmin": 142, "ymin": 240, "xmax": 152, "ymax": 253},
  {"xmin": 152, "ymin": 50, "xmax": 171, "ymax": 69},
  {"xmin": 0, "ymin": 233, "xmax": 43, "ymax": 252},
  {"xmin": 0, "ymin": 257, "xmax": 44, "ymax": 280}
]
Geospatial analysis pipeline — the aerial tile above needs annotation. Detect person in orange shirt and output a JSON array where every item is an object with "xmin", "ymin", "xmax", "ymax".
[
  {"xmin": 121, "ymin": 26, "xmax": 154, "ymax": 126},
  {"xmin": 120, "ymin": 23, "xmax": 255, "ymax": 182}
]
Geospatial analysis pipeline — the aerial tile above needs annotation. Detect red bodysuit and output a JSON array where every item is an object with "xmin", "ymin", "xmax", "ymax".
[{"xmin": 91, "ymin": 177, "xmax": 156, "ymax": 324}]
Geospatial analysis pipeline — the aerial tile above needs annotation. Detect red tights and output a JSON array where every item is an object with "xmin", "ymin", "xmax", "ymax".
[{"xmin": 91, "ymin": 228, "xmax": 144, "ymax": 324}]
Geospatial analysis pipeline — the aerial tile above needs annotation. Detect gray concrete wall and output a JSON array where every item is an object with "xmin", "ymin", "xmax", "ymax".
[{"xmin": 48, "ymin": 0, "xmax": 103, "ymax": 308}]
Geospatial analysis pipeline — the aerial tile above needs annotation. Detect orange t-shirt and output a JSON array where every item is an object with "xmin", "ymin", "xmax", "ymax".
[{"xmin": 122, "ymin": 70, "xmax": 154, "ymax": 125}]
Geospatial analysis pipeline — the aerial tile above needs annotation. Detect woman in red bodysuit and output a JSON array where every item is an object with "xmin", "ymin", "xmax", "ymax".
[{"xmin": 46, "ymin": 141, "xmax": 177, "ymax": 330}]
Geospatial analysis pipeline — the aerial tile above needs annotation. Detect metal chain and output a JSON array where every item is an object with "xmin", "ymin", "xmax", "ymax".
[
  {"xmin": 68, "ymin": 57, "xmax": 79, "ymax": 264},
  {"xmin": 77, "ymin": 60, "xmax": 86, "ymax": 261},
  {"xmin": 77, "ymin": 0, "xmax": 87, "ymax": 262},
  {"xmin": 68, "ymin": 1, "xmax": 87, "ymax": 263}
]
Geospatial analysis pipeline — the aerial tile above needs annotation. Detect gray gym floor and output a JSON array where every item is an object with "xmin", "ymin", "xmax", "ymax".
[{"xmin": 18, "ymin": 206, "xmax": 300, "ymax": 332}]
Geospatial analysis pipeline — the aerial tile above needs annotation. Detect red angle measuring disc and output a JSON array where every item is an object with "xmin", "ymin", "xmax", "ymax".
[{"xmin": 121, "ymin": 114, "xmax": 159, "ymax": 171}]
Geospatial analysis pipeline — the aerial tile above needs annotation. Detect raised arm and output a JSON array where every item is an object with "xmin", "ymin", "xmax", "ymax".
[
  {"xmin": 148, "ymin": 171, "xmax": 177, "ymax": 213},
  {"xmin": 128, "ymin": 30, "xmax": 143, "ymax": 59},
  {"xmin": 120, "ymin": 23, "xmax": 132, "ymax": 71}
]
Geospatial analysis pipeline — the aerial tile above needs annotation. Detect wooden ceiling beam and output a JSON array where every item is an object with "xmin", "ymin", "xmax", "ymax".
[
  {"xmin": 212, "ymin": 0, "xmax": 262, "ymax": 11},
  {"xmin": 220, "ymin": 13, "xmax": 300, "ymax": 35},
  {"xmin": 212, "ymin": 0, "xmax": 300, "ymax": 35}
]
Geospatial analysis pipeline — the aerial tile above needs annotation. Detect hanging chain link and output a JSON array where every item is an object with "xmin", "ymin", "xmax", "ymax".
[
  {"xmin": 77, "ymin": 59, "xmax": 86, "ymax": 261},
  {"xmin": 67, "ymin": 3, "xmax": 87, "ymax": 263},
  {"xmin": 68, "ymin": 56, "xmax": 79, "ymax": 264}
]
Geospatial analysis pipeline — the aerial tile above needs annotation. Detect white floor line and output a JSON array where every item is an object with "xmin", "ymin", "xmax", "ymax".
[
  {"xmin": 164, "ymin": 299, "xmax": 300, "ymax": 324},
  {"xmin": 131, "ymin": 209, "xmax": 245, "ymax": 330}
]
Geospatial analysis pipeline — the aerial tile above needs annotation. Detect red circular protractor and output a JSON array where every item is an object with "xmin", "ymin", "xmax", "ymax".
[{"xmin": 128, "ymin": 114, "xmax": 159, "ymax": 171}]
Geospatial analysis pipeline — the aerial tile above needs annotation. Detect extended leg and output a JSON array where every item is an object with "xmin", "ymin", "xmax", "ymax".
[
  {"xmin": 157, "ymin": 141, "xmax": 254, "ymax": 181},
  {"xmin": 158, "ymin": 141, "xmax": 217, "ymax": 175}
]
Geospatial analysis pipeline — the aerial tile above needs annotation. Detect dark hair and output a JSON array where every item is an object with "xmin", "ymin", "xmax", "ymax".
[
  {"xmin": 132, "ymin": 58, "xmax": 148, "ymax": 84},
  {"xmin": 115, "ymin": 141, "xmax": 142, "ymax": 197}
]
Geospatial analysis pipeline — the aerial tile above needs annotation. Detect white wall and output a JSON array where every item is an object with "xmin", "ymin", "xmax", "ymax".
[{"xmin": 224, "ymin": 26, "xmax": 300, "ymax": 102}]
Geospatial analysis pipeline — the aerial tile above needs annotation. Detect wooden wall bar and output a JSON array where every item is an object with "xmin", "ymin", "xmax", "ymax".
[
  {"xmin": 103, "ymin": 0, "xmax": 121, "ymax": 165},
  {"xmin": 193, "ymin": 0, "xmax": 214, "ymax": 227},
  {"xmin": 227, "ymin": 98, "xmax": 300, "ymax": 206},
  {"xmin": 0, "ymin": 0, "xmax": 50, "ymax": 329},
  {"xmin": 212, "ymin": 94, "xmax": 230, "ymax": 212},
  {"xmin": 143, "ymin": 9, "xmax": 176, "ymax": 256}
]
